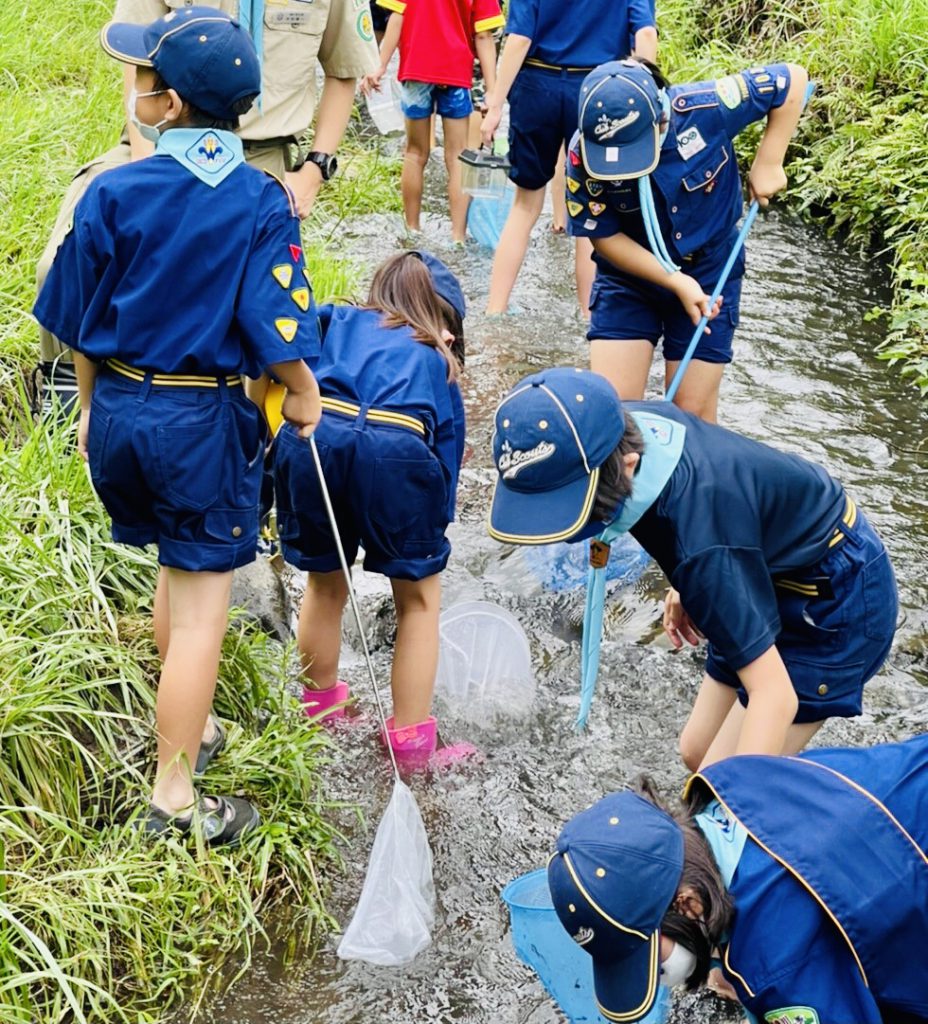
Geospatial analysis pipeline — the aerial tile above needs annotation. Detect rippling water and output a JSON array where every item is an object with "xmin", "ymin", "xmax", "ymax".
[{"xmin": 199, "ymin": 158, "xmax": 927, "ymax": 1024}]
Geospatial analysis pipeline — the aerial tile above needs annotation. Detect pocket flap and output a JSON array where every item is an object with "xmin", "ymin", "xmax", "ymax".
[
  {"xmin": 682, "ymin": 146, "xmax": 730, "ymax": 192},
  {"xmin": 203, "ymin": 507, "xmax": 258, "ymax": 544}
]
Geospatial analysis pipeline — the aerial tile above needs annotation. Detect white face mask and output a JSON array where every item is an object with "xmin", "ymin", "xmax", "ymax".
[
  {"xmin": 660, "ymin": 940, "xmax": 697, "ymax": 988},
  {"xmin": 128, "ymin": 86, "xmax": 168, "ymax": 143}
]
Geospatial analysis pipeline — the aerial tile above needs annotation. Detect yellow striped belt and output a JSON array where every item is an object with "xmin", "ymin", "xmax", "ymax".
[
  {"xmin": 105, "ymin": 358, "xmax": 242, "ymax": 388},
  {"xmin": 525, "ymin": 57, "xmax": 596, "ymax": 73},
  {"xmin": 320, "ymin": 396, "xmax": 425, "ymax": 436},
  {"xmin": 774, "ymin": 496, "xmax": 857, "ymax": 598}
]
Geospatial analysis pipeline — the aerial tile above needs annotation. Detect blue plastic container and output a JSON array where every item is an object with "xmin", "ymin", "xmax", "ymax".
[
  {"xmin": 522, "ymin": 535, "xmax": 651, "ymax": 593},
  {"xmin": 501, "ymin": 869, "xmax": 671, "ymax": 1024},
  {"xmin": 466, "ymin": 186, "xmax": 515, "ymax": 250}
]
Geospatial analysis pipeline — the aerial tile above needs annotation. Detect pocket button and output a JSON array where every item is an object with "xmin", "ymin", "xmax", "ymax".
[
  {"xmin": 232, "ymin": 526, "xmax": 242, "ymax": 538},
  {"xmin": 817, "ymin": 684, "xmax": 828, "ymax": 696}
]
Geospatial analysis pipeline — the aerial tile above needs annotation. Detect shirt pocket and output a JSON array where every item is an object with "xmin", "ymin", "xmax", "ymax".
[
  {"xmin": 263, "ymin": 0, "xmax": 329, "ymax": 36},
  {"xmin": 680, "ymin": 144, "xmax": 730, "ymax": 195}
]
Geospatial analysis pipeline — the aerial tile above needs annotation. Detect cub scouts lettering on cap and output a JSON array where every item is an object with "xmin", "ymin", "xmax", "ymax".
[{"xmin": 497, "ymin": 439, "xmax": 556, "ymax": 480}]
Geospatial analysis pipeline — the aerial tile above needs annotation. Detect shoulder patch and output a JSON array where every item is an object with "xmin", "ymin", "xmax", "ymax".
[
  {"xmin": 275, "ymin": 318, "xmax": 299, "ymax": 343},
  {"xmin": 764, "ymin": 1009, "xmax": 820, "ymax": 1024},
  {"xmin": 672, "ymin": 87, "xmax": 719, "ymax": 113},
  {"xmin": 262, "ymin": 170, "xmax": 298, "ymax": 218},
  {"xmin": 716, "ymin": 75, "xmax": 742, "ymax": 110}
]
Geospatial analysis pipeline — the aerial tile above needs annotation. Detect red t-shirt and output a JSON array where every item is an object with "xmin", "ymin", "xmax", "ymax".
[{"xmin": 377, "ymin": 0, "xmax": 504, "ymax": 88}]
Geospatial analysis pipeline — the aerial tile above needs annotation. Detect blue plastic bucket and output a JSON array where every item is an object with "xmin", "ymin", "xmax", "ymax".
[{"xmin": 501, "ymin": 869, "xmax": 670, "ymax": 1024}]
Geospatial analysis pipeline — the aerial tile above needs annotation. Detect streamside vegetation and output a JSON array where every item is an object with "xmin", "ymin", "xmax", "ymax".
[
  {"xmin": 659, "ymin": 0, "xmax": 928, "ymax": 395},
  {"xmin": 0, "ymin": 1, "xmax": 401, "ymax": 1021}
]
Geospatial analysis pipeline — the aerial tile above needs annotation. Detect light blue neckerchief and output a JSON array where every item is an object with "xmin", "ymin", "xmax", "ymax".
[
  {"xmin": 576, "ymin": 411, "xmax": 684, "ymax": 727},
  {"xmin": 156, "ymin": 128, "xmax": 244, "ymax": 187},
  {"xmin": 694, "ymin": 799, "xmax": 747, "ymax": 889},
  {"xmin": 637, "ymin": 91, "xmax": 679, "ymax": 275},
  {"xmin": 237, "ymin": 0, "xmax": 264, "ymax": 110}
]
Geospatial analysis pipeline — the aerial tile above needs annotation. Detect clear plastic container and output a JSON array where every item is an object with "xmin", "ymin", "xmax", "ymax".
[
  {"xmin": 458, "ymin": 147, "xmax": 512, "ymax": 199},
  {"xmin": 502, "ymin": 869, "xmax": 672, "ymax": 1024},
  {"xmin": 365, "ymin": 54, "xmax": 404, "ymax": 135},
  {"xmin": 434, "ymin": 601, "xmax": 534, "ymax": 720}
]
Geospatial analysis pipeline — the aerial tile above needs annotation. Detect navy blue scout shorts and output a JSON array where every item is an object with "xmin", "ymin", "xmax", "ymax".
[
  {"xmin": 274, "ymin": 415, "xmax": 451, "ymax": 581},
  {"xmin": 706, "ymin": 501, "xmax": 898, "ymax": 723},
  {"xmin": 587, "ymin": 234, "xmax": 745, "ymax": 364},
  {"xmin": 508, "ymin": 65, "xmax": 589, "ymax": 191},
  {"xmin": 87, "ymin": 369, "xmax": 264, "ymax": 572}
]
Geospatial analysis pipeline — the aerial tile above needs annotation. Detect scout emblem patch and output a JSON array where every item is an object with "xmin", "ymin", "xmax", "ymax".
[
  {"xmin": 715, "ymin": 75, "xmax": 742, "ymax": 110},
  {"xmin": 588, "ymin": 202, "xmax": 606, "ymax": 216},
  {"xmin": 585, "ymin": 179, "xmax": 604, "ymax": 197},
  {"xmin": 764, "ymin": 1010, "xmax": 820, "ymax": 1024},
  {"xmin": 356, "ymin": 6, "xmax": 374, "ymax": 40},
  {"xmin": 567, "ymin": 200, "xmax": 584, "ymax": 218},
  {"xmin": 677, "ymin": 126, "xmax": 707, "ymax": 161},
  {"xmin": 275, "ymin": 318, "xmax": 298, "ymax": 342},
  {"xmin": 272, "ymin": 264, "xmax": 293, "ymax": 289},
  {"xmin": 289, "ymin": 244, "xmax": 302, "ymax": 263},
  {"xmin": 187, "ymin": 131, "xmax": 233, "ymax": 172},
  {"xmin": 567, "ymin": 176, "xmax": 581, "ymax": 194},
  {"xmin": 290, "ymin": 287, "xmax": 310, "ymax": 311}
]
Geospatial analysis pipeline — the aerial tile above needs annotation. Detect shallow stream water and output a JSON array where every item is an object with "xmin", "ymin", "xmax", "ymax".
[{"xmin": 201, "ymin": 155, "xmax": 928, "ymax": 1024}]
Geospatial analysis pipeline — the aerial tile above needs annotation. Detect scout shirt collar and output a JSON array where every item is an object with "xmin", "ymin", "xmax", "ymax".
[
  {"xmin": 599, "ymin": 410, "xmax": 685, "ymax": 541},
  {"xmin": 156, "ymin": 127, "xmax": 244, "ymax": 187},
  {"xmin": 694, "ymin": 799, "xmax": 747, "ymax": 889}
]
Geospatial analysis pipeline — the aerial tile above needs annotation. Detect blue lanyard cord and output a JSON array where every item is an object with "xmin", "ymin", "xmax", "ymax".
[
  {"xmin": 638, "ymin": 176, "xmax": 680, "ymax": 275},
  {"xmin": 577, "ymin": 564, "xmax": 607, "ymax": 729}
]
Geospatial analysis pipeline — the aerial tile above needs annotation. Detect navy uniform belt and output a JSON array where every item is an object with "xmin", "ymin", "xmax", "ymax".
[
  {"xmin": 524, "ymin": 58, "xmax": 596, "ymax": 73},
  {"xmin": 774, "ymin": 496, "xmax": 857, "ymax": 599},
  {"xmin": 105, "ymin": 358, "xmax": 242, "ymax": 389},
  {"xmin": 320, "ymin": 396, "xmax": 425, "ymax": 436}
]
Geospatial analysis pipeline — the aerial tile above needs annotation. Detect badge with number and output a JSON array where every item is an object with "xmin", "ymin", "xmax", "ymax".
[{"xmin": 676, "ymin": 125, "xmax": 707, "ymax": 161}]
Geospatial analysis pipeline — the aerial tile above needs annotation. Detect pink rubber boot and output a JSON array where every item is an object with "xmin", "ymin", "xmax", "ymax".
[
  {"xmin": 383, "ymin": 716, "xmax": 481, "ymax": 773},
  {"xmin": 302, "ymin": 680, "xmax": 350, "ymax": 723}
]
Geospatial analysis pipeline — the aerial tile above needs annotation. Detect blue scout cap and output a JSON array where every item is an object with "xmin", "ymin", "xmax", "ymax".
[
  {"xmin": 579, "ymin": 60, "xmax": 662, "ymax": 181},
  {"xmin": 548, "ymin": 792, "xmax": 684, "ymax": 1023},
  {"xmin": 488, "ymin": 368, "xmax": 624, "ymax": 545},
  {"xmin": 411, "ymin": 251, "xmax": 467, "ymax": 321},
  {"xmin": 101, "ymin": 7, "xmax": 261, "ymax": 122}
]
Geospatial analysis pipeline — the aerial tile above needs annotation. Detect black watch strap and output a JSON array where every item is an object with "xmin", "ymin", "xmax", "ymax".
[{"xmin": 305, "ymin": 151, "xmax": 337, "ymax": 180}]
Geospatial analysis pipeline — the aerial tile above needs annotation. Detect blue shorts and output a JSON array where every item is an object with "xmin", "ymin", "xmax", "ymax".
[
  {"xmin": 508, "ymin": 65, "xmax": 588, "ymax": 191},
  {"xmin": 706, "ymin": 505, "xmax": 898, "ymax": 723},
  {"xmin": 273, "ymin": 414, "xmax": 451, "ymax": 581},
  {"xmin": 400, "ymin": 81, "xmax": 473, "ymax": 120},
  {"xmin": 587, "ymin": 236, "xmax": 745, "ymax": 364},
  {"xmin": 87, "ymin": 370, "xmax": 264, "ymax": 572}
]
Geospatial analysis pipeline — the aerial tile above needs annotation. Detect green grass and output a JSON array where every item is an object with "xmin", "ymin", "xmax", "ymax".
[{"xmin": 658, "ymin": 0, "xmax": 928, "ymax": 394}]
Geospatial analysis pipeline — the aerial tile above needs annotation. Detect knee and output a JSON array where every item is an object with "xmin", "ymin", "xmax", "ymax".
[{"xmin": 403, "ymin": 142, "xmax": 430, "ymax": 167}]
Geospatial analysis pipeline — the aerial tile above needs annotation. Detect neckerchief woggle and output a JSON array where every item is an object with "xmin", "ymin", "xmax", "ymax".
[
  {"xmin": 577, "ymin": 410, "xmax": 685, "ymax": 728},
  {"xmin": 237, "ymin": 0, "xmax": 264, "ymax": 111},
  {"xmin": 156, "ymin": 127, "xmax": 244, "ymax": 187}
]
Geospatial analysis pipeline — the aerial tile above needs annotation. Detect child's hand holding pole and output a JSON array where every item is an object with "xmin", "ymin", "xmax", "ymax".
[{"xmin": 268, "ymin": 359, "xmax": 322, "ymax": 438}]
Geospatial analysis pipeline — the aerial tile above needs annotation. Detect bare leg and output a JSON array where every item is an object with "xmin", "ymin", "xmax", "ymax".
[
  {"xmin": 550, "ymin": 147, "xmax": 567, "ymax": 233},
  {"xmin": 664, "ymin": 359, "xmax": 725, "ymax": 423},
  {"xmin": 298, "ymin": 569, "xmax": 349, "ymax": 690},
  {"xmin": 699, "ymin": 700, "xmax": 826, "ymax": 768},
  {"xmin": 678, "ymin": 673, "xmax": 737, "ymax": 772},
  {"xmin": 389, "ymin": 574, "xmax": 441, "ymax": 727},
  {"xmin": 441, "ymin": 115, "xmax": 471, "ymax": 243},
  {"xmin": 486, "ymin": 184, "xmax": 546, "ymax": 313},
  {"xmin": 150, "ymin": 568, "xmax": 233, "ymax": 814},
  {"xmin": 590, "ymin": 338, "xmax": 654, "ymax": 400},
  {"xmin": 401, "ymin": 116, "xmax": 432, "ymax": 232},
  {"xmin": 575, "ymin": 237, "xmax": 595, "ymax": 319}
]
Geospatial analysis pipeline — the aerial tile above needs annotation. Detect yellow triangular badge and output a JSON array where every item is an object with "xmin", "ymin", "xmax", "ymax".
[
  {"xmin": 290, "ymin": 287, "xmax": 310, "ymax": 311},
  {"xmin": 303, "ymin": 267, "xmax": 312, "ymax": 285},
  {"xmin": 567, "ymin": 176, "xmax": 581, "ymax": 193},
  {"xmin": 272, "ymin": 264, "xmax": 293, "ymax": 289},
  {"xmin": 567, "ymin": 200, "xmax": 584, "ymax": 218},
  {"xmin": 275, "ymin": 318, "xmax": 298, "ymax": 343}
]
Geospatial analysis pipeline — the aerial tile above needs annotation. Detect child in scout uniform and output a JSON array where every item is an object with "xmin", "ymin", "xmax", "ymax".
[
  {"xmin": 487, "ymin": 369, "xmax": 897, "ymax": 769},
  {"xmin": 35, "ymin": 0, "xmax": 377, "ymax": 413},
  {"xmin": 267, "ymin": 252, "xmax": 472, "ymax": 771},
  {"xmin": 34, "ymin": 9, "xmax": 322, "ymax": 844},
  {"xmin": 546, "ymin": 734, "xmax": 928, "ymax": 1023},
  {"xmin": 480, "ymin": 0, "xmax": 657, "ymax": 316},
  {"xmin": 365, "ymin": 0, "xmax": 504, "ymax": 243},
  {"xmin": 564, "ymin": 59, "xmax": 808, "ymax": 422}
]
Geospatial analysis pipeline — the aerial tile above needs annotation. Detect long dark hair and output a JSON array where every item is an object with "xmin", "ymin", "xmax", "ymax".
[
  {"xmin": 633, "ymin": 777, "xmax": 734, "ymax": 989},
  {"xmin": 365, "ymin": 253, "xmax": 462, "ymax": 381}
]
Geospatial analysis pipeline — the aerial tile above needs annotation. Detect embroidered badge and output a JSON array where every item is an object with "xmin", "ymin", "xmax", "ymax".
[
  {"xmin": 715, "ymin": 75, "xmax": 742, "ymax": 110},
  {"xmin": 567, "ymin": 200, "xmax": 584, "ymax": 218},
  {"xmin": 275, "ymin": 318, "xmax": 298, "ymax": 342},
  {"xmin": 584, "ymin": 218, "xmax": 598, "ymax": 230},
  {"xmin": 567, "ymin": 176, "xmax": 581, "ymax": 194},
  {"xmin": 776, "ymin": 74, "xmax": 787, "ymax": 90},
  {"xmin": 594, "ymin": 110, "xmax": 639, "ymax": 141},
  {"xmin": 737, "ymin": 73, "xmax": 749, "ymax": 100},
  {"xmin": 585, "ymin": 178, "xmax": 605, "ymax": 197},
  {"xmin": 589, "ymin": 201, "xmax": 606, "ymax": 216},
  {"xmin": 677, "ymin": 125, "xmax": 707, "ymax": 161},
  {"xmin": 356, "ymin": 7, "xmax": 374, "ymax": 40},
  {"xmin": 290, "ymin": 287, "xmax": 310, "ymax": 311},
  {"xmin": 754, "ymin": 73, "xmax": 770, "ymax": 83},
  {"xmin": 497, "ymin": 439, "xmax": 556, "ymax": 479},
  {"xmin": 289, "ymin": 243, "xmax": 303, "ymax": 263},
  {"xmin": 186, "ymin": 131, "xmax": 234, "ymax": 173},
  {"xmin": 272, "ymin": 264, "xmax": 293, "ymax": 289},
  {"xmin": 764, "ymin": 1009, "xmax": 820, "ymax": 1024},
  {"xmin": 572, "ymin": 927, "xmax": 595, "ymax": 946},
  {"xmin": 569, "ymin": 148, "xmax": 581, "ymax": 167}
]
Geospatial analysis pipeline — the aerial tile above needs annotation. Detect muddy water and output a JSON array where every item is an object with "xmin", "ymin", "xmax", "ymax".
[{"xmin": 202, "ymin": 162, "xmax": 928, "ymax": 1023}]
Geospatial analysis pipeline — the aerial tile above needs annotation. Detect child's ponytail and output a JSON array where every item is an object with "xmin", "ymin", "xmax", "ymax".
[{"xmin": 365, "ymin": 253, "xmax": 462, "ymax": 381}]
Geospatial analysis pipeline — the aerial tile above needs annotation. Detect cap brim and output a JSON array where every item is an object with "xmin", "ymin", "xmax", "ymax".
[
  {"xmin": 488, "ymin": 467, "xmax": 599, "ymax": 545},
  {"xmin": 592, "ymin": 930, "xmax": 662, "ymax": 1023},
  {"xmin": 100, "ymin": 21, "xmax": 153, "ymax": 66},
  {"xmin": 580, "ymin": 123, "xmax": 660, "ymax": 182}
]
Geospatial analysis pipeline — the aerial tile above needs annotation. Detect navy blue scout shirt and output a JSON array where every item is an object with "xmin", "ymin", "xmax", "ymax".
[
  {"xmin": 565, "ymin": 65, "xmax": 792, "ymax": 267},
  {"xmin": 506, "ymin": 0, "xmax": 654, "ymax": 68},
  {"xmin": 310, "ymin": 305, "xmax": 462, "ymax": 521},
  {"xmin": 35, "ymin": 145, "xmax": 318, "ymax": 377},
  {"xmin": 626, "ymin": 402, "xmax": 846, "ymax": 670}
]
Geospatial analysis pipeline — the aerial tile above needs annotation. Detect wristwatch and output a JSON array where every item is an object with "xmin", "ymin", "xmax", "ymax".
[{"xmin": 304, "ymin": 151, "xmax": 338, "ymax": 180}]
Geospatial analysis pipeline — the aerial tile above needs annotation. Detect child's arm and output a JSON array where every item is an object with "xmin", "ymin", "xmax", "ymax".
[
  {"xmin": 73, "ymin": 351, "xmax": 98, "ymax": 460},
  {"xmin": 632, "ymin": 25, "xmax": 658, "ymax": 63},
  {"xmin": 480, "ymin": 33, "xmax": 532, "ymax": 146},
  {"xmin": 362, "ymin": 11, "xmax": 403, "ymax": 94},
  {"xmin": 267, "ymin": 360, "xmax": 322, "ymax": 439},
  {"xmin": 474, "ymin": 31, "xmax": 498, "ymax": 100},
  {"xmin": 748, "ymin": 63, "xmax": 809, "ymax": 207},
  {"xmin": 629, "ymin": 0, "xmax": 658, "ymax": 63}
]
